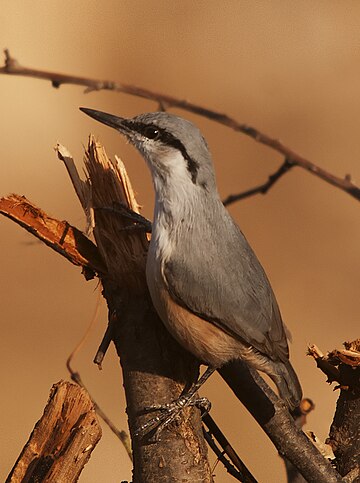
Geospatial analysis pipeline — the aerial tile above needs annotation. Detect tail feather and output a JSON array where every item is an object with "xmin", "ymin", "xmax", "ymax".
[
  {"xmin": 232, "ymin": 346, "xmax": 303, "ymax": 410},
  {"xmin": 271, "ymin": 360, "xmax": 302, "ymax": 411}
]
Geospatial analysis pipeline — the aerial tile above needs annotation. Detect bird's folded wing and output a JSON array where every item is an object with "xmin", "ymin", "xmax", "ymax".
[{"xmin": 163, "ymin": 225, "xmax": 289, "ymax": 363}]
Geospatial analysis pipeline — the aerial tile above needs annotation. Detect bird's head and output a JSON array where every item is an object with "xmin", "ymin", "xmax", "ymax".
[{"xmin": 80, "ymin": 108, "xmax": 216, "ymax": 192}]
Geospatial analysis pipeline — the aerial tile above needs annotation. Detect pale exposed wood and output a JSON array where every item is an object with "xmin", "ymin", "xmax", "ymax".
[
  {"xmin": 56, "ymin": 143, "xmax": 94, "ymax": 233},
  {"xmin": 82, "ymin": 135, "xmax": 148, "ymax": 280},
  {"xmin": 6, "ymin": 381, "xmax": 101, "ymax": 483}
]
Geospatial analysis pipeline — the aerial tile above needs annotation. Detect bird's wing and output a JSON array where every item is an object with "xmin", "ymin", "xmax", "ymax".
[{"xmin": 163, "ymin": 211, "xmax": 289, "ymax": 363}]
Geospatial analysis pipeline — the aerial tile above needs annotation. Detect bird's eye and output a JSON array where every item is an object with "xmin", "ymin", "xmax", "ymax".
[{"xmin": 143, "ymin": 126, "xmax": 160, "ymax": 140}]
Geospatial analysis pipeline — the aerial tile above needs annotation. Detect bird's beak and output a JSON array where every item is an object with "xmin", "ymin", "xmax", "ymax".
[{"xmin": 80, "ymin": 107, "xmax": 126, "ymax": 132}]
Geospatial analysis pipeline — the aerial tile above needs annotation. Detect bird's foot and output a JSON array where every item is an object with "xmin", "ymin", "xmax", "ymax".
[
  {"xmin": 135, "ymin": 395, "xmax": 211, "ymax": 442},
  {"xmin": 96, "ymin": 203, "xmax": 152, "ymax": 233}
]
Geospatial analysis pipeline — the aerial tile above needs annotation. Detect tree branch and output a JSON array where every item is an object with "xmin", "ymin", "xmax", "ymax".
[
  {"xmin": 65, "ymin": 291, "xmax": 133, "ymax": 461},
  {"xmin": 220, "ymin": 361, "xmax": 343, "ymax": 483},
  {"xmin": 222, "ymin": 159, "xmax": 294, "ymax": 205},
  {"xmin": 1, "ymin": 49, "xmax": 360, "ymax": 205},
  {"xmin": 0, "ymin": 193, "xmax": 105, "ymax": 278},
  {"xmin": 202, "ymin": 413, "xmax": 258, "ymax": 483}
]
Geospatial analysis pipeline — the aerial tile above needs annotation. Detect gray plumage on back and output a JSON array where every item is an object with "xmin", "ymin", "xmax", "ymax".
[
  {"xmin": 165, "ymin": 202, "xmax": 289, "ymax": 361},
  {"xmin": 80, "ymin": 107, "xmax": 302, "ymax": 410}
]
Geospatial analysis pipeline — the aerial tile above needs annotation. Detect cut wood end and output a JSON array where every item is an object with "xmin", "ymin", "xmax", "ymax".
[
  {"xmin": 344, "ymin": 338, "xmax": 360, "ymax": 353},
  {"xmin": 55, "ymin": 142, "xmax": 73, "ymax": 160},
  {"xmin": 307, "ymin": 344, "xmax": 324, "ymax": 359},
  {"xmin": 55, "ymin": 141, "xmax": 92, "ymax": 219},
  {"xmin": 334, "ymin": 349, "xmax": 360, "ymax": 367}
]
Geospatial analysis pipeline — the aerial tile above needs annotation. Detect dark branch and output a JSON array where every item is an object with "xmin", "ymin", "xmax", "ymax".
[
  {"xmin": 220, "ymin": 360, "xmax": 343, "ymax": 483},
  {"xmin": 223, "ymin": 159, "xmax": 294, "ymax": 206},
  {"xmin": 67, "ymin": 364, "xmax": 132, "ymax": 461},
  {"xmin": 2, "ymin": 49, "xmax": 360, "ymax": 205},
  {"xmin": 202, "ymin": 413, "xmax": 258, "ymax": 482}
]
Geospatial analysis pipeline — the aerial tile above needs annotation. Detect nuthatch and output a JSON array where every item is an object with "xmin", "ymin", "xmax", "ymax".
[{"xmin": 80, "ymin": 108, "xmax": 302, "ymax": 428}]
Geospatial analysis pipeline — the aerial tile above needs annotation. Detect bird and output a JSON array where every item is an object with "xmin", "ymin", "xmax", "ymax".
[{"xmin": 80, "ymin": 107, "xmax": 302, "ymax": 427}]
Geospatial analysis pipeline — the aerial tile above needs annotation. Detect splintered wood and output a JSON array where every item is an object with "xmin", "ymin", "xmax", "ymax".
[
  {"xmin": 6, "ymin": 381, "xmax": 101, "ymax": 483},
  {"xmin": 78, "ymin": 136, "xmax": 148, "ymax": 288},
  {"xmin": 0, "ymin": 194, "xmax": 105, "ymax": 277}
]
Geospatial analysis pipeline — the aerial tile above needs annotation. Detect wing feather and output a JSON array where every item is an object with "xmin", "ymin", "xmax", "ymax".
[{"xmin": 163, "ymin": 206, "xmax": 289, "ymax": 363}]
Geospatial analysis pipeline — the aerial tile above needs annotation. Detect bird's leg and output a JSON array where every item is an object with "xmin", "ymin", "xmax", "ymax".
[
  {"xmin": 135, "ymin": 366, "xmax": 215, "ymax": 441},
  {"xmin": 95, "ymin": 202, "xmax": 152, "ymax": 232}
]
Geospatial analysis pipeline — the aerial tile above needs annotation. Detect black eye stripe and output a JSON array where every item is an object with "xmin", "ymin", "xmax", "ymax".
[{"xmin": 123, "ymin": 120, "xmax": 199, "ymax": 184}]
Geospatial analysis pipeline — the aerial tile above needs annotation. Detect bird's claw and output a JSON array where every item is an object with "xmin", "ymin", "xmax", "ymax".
[
  {"xmin": 96, "ymin": 202, "xmax": 152, "ymax": 233},
  {"xmin": 134, "ymin": 396, "xmax": 211, "ymax": 441}
]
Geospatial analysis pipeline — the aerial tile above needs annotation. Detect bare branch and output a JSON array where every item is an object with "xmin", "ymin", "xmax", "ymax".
[
  {"xmin": 2, "ymin": 49, "xmax": 360, "ymax": 205},
  {"xmin": 202, "ymin": 413, "xmax": 257, "ymax": 482},
  {"xmin": 223, "ymin": 159, "xmax": 294, "ymax": 205},
  {"xmin": 220, "ymin": 360, "xmax": 343, "ymax": 483},
  {"xmin": 65, "ymin": 289, "xmax": 133, "ymax": 461}
]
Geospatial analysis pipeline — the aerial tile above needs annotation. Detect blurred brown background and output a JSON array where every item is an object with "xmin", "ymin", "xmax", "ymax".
[{"xmin": 1, "ymin": 2, "xmax": 359, "ymax": 482}]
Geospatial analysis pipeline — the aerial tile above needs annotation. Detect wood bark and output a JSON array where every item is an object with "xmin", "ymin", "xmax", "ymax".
[
  {"xmin": 326, "ymin": 342, "xmax": 360, "ymax": 480},
  {"xmin": 328, "ymin": 385, "xmax": 360, "ymax": 480},
  {"xmin": 308, "ymin": 340, "xmax": 360, "ymax": 481},
  {"xmin": 6, "ymin": 381, "xmax": 101, "ymax": 483}
]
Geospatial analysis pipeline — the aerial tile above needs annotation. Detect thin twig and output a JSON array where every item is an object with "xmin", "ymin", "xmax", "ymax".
[
  {"xmin": 202, "ymin": 413, "xmax": 258, "ymax": 482},
  {"xmin": 223, "ymin": 159, "xmax": 294, "ymax": 205},
  {"xmin": 66, "ymin": 288, "xmax": 102, "ymax": 369},
  {"xmin": 203, "ymin": 430, "xmax": 243, "ymax": 482},
  {"xmin": 93, "ymin": 309, "xmax": 118, "ymax": 367},
  {"xmin": 67, "ymin": 369, "xmax": 133, "ymax": 462},
  {"xmin": 66, "ymin": 290, "xmax": 133, "ymax": 461},
  {"xmin": 2, "ymin": 49, "xmax": 360, "ymax": 205}
]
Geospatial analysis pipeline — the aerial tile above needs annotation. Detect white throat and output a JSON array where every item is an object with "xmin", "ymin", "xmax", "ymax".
[{"xmin": 148, "ymin": 150, "xmax": 198, "ymax": 264}]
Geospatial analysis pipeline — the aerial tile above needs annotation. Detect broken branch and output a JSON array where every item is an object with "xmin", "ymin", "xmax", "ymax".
[
  {"xmin": 0, "ymin": 194, "xmax": 105, "ymax": 277},
  {"xmin": 6, "ymin": 381, "xmax": 101, "ymax": 482}
]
